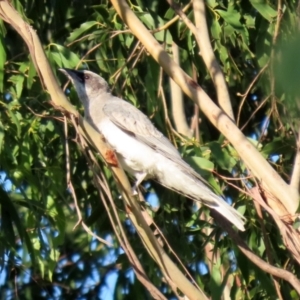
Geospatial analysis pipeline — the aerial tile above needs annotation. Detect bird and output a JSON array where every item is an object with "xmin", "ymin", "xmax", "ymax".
[{"xmin": 59, "ymin": 68, "xmax": 246, "ymax": 231}]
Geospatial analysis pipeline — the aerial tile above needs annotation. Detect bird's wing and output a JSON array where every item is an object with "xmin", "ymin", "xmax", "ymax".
[
  {"xmin": 103, "ymin": 98, "xmax": 181, "ymax": 159},
  {"xmin": 103, "ymin": 98, "xmax": 211, "ymax": 187}
]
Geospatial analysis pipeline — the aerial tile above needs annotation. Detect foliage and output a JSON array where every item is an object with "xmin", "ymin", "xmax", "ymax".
[{"xmin": 0, "ymin": 0, "xmax": 300, "ymax": 299}]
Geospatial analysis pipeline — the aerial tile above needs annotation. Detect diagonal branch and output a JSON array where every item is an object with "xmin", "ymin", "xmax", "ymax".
[
  {"xmin": 166, "ymin": 0, "xmax": 234, "ymax": 120},
  {"xmin": 110, "ymin": 0, "xmax": 299, "ymax": 216}
]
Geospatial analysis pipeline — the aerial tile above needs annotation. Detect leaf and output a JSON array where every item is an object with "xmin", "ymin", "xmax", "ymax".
[
  {"xmin": 154, "ymin": 30, "xmax": 173, "ymax": 44},
  {"xmin": 66, "ymin": 21, "xmax": 99, "ymax": 43},
  {"xmin": 216, "ymin": 7, "xmax": 244, "ymax": 30},
  {"xmin": 206, "ymin": 0, "xmax": 218, "ymax": 9},
  {"xmin": 261, "ymin": 138, "xmax": 292, "ymax": 156},
  {"xmin": 216, "ymin": 5, "xmax": 251, "ymax": 54},
  {"xmin": 6, "ymin": 105, "xmax": 21, "ymax": 138},
  {"xmin": 0, "ymin": 187, "xmax": 35, "ymax": 267},
  {"xmin": 208, "ymin": 258, "xmax": 223, "ymax": 299},
  {"xmin": 210, "ymin": 16, "xmax": 222, "ymax": 41},
  {"xmin": 188, "ymin": 156, "xmax": 214, "ymax": 171},
  {"xmin": 26, "ymin": 58, "xmax": 36, "ymax": 89},
  {"xmin": 209, "ymin": 142, "xmax": 237, "ymax": 172},
  {"xmin": 9, "ymin": 74, "xmax": 24, "ymax": 98},
  {"xmin": 164, "ymin": 8, "xmax": 175, "ymax": 19},
  {"xmin": 249, "ymin": 0, "xmax": 277, "ymax": 22},
  {"xmin": 48, "ymin": 44, "xmax": 81, "ymax": 68},
  {"xmin": 48, "ymin": 248, "xmax": 60, "ymax": 281}
]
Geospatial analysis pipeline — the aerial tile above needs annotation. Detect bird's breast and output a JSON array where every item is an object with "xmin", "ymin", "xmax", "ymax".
[{"xmin": 97, "ymin": 118, "xmax": 159, "ymax": 176}]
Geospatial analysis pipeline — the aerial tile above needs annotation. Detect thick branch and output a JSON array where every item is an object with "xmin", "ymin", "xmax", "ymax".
[
  {"xmin": 192, "ymin": 0, "xmax": 234, "ymax": 120},
  {"xmin": 166, "ymin": 0, "xmax": 234, "ymax": 120},
  {"xmin": 110, "ymin": 0, "xmax": 298, "ymax": 215},
  {"xmin": 169, "ymin": 42, "xmax": 193, "ymax": 137}
]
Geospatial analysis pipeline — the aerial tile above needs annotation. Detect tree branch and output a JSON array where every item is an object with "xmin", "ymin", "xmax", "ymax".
[
  {"xmin": 166, "ymin": 0, "xmax": 234, "ymax": 120},
  {"xmin": 220, "ymin": 215, "xmax": 300, "ymax": 295},
  {"xmin": 169, "ymin": 42, "xmax": 193, "ymax": 137},
  {"xmin": 110, "ymin": 0, "xmax": 299, "ymax": 215}
]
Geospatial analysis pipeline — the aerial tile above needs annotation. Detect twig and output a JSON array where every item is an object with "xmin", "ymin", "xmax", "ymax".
[
  {"xmin": 250, "ymin": 186, "xmax": 283, "ymax": 300},
  {"xmin": 111, "ymin": 40, "xmax": 141, "ymax": 83},
  {"xmin": 66, "ymin": 115, "xmax": 111, "ymax": 246},
  {"xmin": 151, "ymin": 2, "xmax": 192, "ymax": 33},
  {"xmin": 272, "ymin": 0, "xmax": 283, "ymax": 45},
  {"xmin": 69, "ymin": 114, "xmax": 168, "ymax": 299},
  {"xmin": 192, "ymin": 0, "xmax": 234, "ymax": 120},
  {"xmin": 214, "ymin": 172, "xmax": 254, "ymax": 182},
  {"xmin": 121, "ymin": 44, "xmax": 145, "ymax": 91},
  {"xmin": 246, "ymin": 185, "xmax": 300, "ymax": 266},
  {"xmin": 74, "ymin": 31, "xmax": 128, "ymax": 70},
  {"xmin": 240, "ymin": 96, "xmax": 270, "ymax": 131},
  {"xmin": 236, "ymin": 64, "xmax": 268, "ymax": 127},
  {"xmin": 0, "ymin": 2, "xmax": 208, "ymax": 298},
  {"xmin": 84, "ymin": 150, "xmax": 168, "ymax": 300},
  {"xmin": 190, "ymin": 64, "xmax": 200, "ymax": 142},
  {"xmin": 211, "ymin": 208, "xmax": 300, "ymax": 295}
]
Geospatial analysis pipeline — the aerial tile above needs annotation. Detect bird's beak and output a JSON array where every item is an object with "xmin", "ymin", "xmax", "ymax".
[{"xmin": 59, "ymin": 68, "xmax": 82, "ymax": 82}]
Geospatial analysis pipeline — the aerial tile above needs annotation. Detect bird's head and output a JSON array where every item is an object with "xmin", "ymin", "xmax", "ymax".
[{"xmin": 59, "ymin": 68, "xmax": 109, "ymax": 105}]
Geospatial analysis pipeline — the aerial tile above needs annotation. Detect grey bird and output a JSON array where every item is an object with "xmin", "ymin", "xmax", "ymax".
[{"xmin": 59, "ymin": 68, "xmax": 246, "ymax": 231}]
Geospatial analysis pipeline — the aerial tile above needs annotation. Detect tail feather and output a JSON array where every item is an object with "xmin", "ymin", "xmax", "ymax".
[
  {"xmin": 158, "ymin": 178, "xmax": 246, "ymax": 231},
  {"xmin": 155, "ymin": 156, "xmax": 246, "ymax": 231},
  {"xmin": 187, "ymin": 190, "xmax": 246, "ymax": 231},
  {"xmin": 210, "ymin": 198, "xmax": 245, "ymax": 231}
]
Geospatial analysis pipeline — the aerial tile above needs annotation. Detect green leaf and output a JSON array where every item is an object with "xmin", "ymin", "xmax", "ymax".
[
  {"xmin": 216, "ymin": 7, "xmax": 244, "ymax": 30},
  {"xmin": 9, "ymin": 75, "xmax": 24, "ymax": 98},
  {"xmin": 48, "ymin": 44, "xmax": 81, "ymax": 68},
  {"xmin": 66, "ymin": 21, "xmax": 99, "ymax": 43},
  {"xmin": 0, "ymin": 187, "xmax": 35, "ymax": 267},
  {"xmin": 261, "ymin": 138, "xmax": 291, "ymax": 156},
  {"xmin": 188, "ymin": 156, "xmax": 214, "ymax": 171},
  {"xmin": 154, "ymin": 30, "xmax": 173, "ymax": 44},
  {"xmin": 26, "ymin": 58, "xmax": 36, "ymax": 89},
  {"xmin": 209, "ymin": 142, "xmax": 237, "ymax": 172},
  {"xmin": 249, "ymin": 0, "xmax": 277, "ymax": 22},
  {"xmin": 206, "ymin": 0, "xmax": 218, "ymax": 9},
  {"xmin": 208, "ymin": 258, "xmax": 223, "ymax": 299},
  {"xmin": 6, "ymin": 105, "xmax": 21, "ymax": 138}
]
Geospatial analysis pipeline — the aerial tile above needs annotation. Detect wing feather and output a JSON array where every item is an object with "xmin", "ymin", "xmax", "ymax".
[
  {"xmin": 103, "ymin": 98, "xmax": 181, "ymax": 158},
  {"xmin": 103, "ymin": 98, "xmax": 211, "ymax": 186}
]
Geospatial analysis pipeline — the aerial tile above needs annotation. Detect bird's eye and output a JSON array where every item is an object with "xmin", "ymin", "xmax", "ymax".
[{"xmin": 84, "ymin": 75, "xmax": 90, "ymax": 80}]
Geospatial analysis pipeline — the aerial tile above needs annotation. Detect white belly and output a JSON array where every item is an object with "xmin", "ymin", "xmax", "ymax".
[
  {"xmin": 98, "ymin": 118, "xmax": 160, "ymax": 178},
  {"xmin": 97, "ymin": 119, "xmax": 194, "ymax": 192}
]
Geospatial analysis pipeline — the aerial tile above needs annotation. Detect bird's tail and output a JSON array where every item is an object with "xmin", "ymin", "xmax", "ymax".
[
  {"xmin": 184, "ymin": 188, "xmax": 246, "ymax": 231},
  {"xmin": 159, "ymin": 177, "xmax": 246, "ymax": 231},
  {"xmin": 207, "ymin": 196, "xmax": 245, "ymax": 231},
  {"xmin": 156, "ymin": 156, "xmax": 246, "ymax": 230}
]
